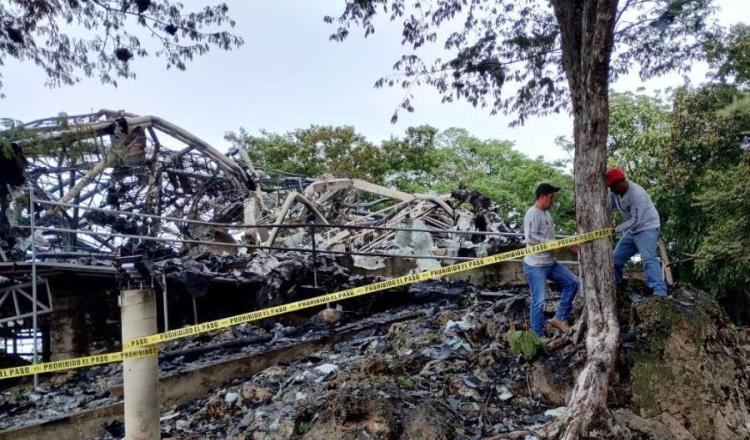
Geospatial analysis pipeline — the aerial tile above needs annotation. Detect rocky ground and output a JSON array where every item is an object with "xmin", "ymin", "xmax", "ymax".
[{"xmin": 1, "ymin": 281, "xmax": 748, "ymax": 440}]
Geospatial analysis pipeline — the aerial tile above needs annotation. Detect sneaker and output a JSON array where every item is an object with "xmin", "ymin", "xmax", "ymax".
[{"xmin": 547, "ymin": 319, "xmax": 571, "ymax": 333}]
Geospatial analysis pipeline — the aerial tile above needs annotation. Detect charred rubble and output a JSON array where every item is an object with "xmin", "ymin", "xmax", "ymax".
[
  {"xmin": 0, "ymin": 282, "xmax": 745, "ymax": 440},
  {"xmin": 0, "ymin": 281, "xmax": 484, "ymax": 434},
  {"xmin": 126, "ymin": 285, "xmax": 750, "ymax": 440}
]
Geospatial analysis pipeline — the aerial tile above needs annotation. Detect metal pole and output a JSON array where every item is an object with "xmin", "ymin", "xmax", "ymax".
[
  {"xmin": 310, "ymin": 225, "xmax": 318, "ymax": 288},
  {"xmin": 162, "ymin": 273, "xmax": 169, "ymax": 332},
  {"xmin": 30, "ymin": 187, "xmax": 39, "ymax": 389},
  {"xmin": 192, "ymin": 297, "xmax": 198, "ymax": 325}
]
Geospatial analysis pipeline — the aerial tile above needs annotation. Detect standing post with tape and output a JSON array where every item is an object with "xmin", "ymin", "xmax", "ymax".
[
  {"xmin": 121, "ymin": 288, "xmax": 160, "ymax": 440},
  {"xmin": 0, "ymin": 228, "xmax": 613, "ymax": 380}
]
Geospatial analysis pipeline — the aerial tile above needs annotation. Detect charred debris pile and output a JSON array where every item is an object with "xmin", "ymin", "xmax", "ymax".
[
  {"xmin": 113, "ymin": 285, "xmax": 749, "ymax": 440},
  {"xmin": 1, "ymin": 283, "xmax": 747, "ymax": 440}
]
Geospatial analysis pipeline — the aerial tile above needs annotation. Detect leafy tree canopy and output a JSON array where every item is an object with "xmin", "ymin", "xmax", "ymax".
[
  {"xmin": 225, "ymin": 125, "xmax": 388, "ymax": 183},
  {"xmin": 325, "ymin": 0, "xmax": 718, "ymax": 124},
  {"xmin": 0, "ymin": 0, "xmax": 243, "ymax": 95},
  {"xmin": 662, "ymin": 84, "xmax": 750, "ymax": 298},
  {"xmin": 705, "ymin": 23, "xmax": 750, "ymax": 86},
  {"xmin": 607, "ymin": 91, "xmax": 671, "ymax": 189},
  {"xmin": 381, "ymin": 124, "xmax": 440, "ymax": 191}
]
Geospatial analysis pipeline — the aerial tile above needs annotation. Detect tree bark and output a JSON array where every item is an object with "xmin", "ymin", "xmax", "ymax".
[{"xmin": 547, "ymin": 1, "xmax": 620, "ymax": 438}]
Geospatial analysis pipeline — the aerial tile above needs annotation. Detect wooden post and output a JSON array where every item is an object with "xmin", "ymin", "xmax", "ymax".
[{"xmin": 658, "ymin": 238, "xmax": 674, "ymax": 286}]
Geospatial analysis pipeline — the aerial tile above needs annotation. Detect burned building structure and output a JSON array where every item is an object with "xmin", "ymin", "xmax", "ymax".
[
  {"xmin": 4, "ymin": 113, "xmax": 737, "ymax": 440},
  {"xmin": 0, "ymin": 110, "xmax": 526, "ymax": 366}
]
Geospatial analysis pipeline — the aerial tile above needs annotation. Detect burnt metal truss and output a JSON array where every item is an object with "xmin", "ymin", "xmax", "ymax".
[
  {"xmin": 0, "ymin": 109, "xmax": 535, "ymax": 335},
  {"xmin": 2, "ymin": 110, "xmax": 525, "ymax": 265},
  {"xmin": 3, "ymin": 110, "xmax": 257, "ymax": 258},
  {"xmin": 0, "ymin": 278, "xmax": 52, "ymax": 326}
]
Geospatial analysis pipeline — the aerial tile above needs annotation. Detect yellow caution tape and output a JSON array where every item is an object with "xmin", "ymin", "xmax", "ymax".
[
  {"xmin": 0, "ymin": 228, "xmax": 612, "ymax": 380},
  {"xmin": 0, "ymin": 347, "xmax": 159, "ymax": 380}
]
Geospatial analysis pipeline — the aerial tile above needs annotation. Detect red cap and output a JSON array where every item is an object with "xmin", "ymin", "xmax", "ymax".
[{"xmin": 606, "ymin": 167, "xmax": 626, "ymax": 187}]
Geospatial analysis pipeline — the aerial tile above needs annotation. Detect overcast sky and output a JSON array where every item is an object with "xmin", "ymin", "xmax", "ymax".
[{"xmin": 0, "ymin": 1, "xmax": 746, "ymax": 162}]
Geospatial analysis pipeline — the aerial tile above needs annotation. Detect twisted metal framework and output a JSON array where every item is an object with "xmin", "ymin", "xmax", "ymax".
[
  {"xmin": 6, "ymin": 110, "xmax": 256, "ymax": 257},
  {"xmin": 0, "ymin": 110, "xmax": 528, "ymax": 343},
  {"xmin": 4, "ymin": 109, "xmax": 522, "ymax": 263}
]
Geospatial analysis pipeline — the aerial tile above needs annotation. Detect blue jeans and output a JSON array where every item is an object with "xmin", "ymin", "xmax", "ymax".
[
  {"xmin": 613, "ymin": 228, "xmax": 667, "ymax": 296},
  {"xmin": 523, "ymin": 262, "xmax": 579, "ymax": 337}
]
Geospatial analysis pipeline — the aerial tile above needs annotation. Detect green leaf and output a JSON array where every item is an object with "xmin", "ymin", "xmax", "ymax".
[{"xmin": 507, "ymin": 329, "xmax": 544, "ymax": 360}]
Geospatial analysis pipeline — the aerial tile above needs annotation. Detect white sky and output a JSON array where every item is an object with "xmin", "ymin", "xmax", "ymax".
[{"xmin": 0, "ymin": 1, "xmax": 747, "ymax": 163}]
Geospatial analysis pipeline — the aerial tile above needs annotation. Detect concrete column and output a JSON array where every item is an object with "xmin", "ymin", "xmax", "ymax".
[
  {"xmin": 121, "ymin": 289, "xmax": 160, "ymax": 440},
  {"xmin": 49, "ymin": 294, "xmax": 88, "ymax": 361}
]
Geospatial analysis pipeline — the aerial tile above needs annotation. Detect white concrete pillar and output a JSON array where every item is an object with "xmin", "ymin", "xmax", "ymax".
[{"xmin": 121, "ymin": 288, "xmax": 160, "ymax": 440}]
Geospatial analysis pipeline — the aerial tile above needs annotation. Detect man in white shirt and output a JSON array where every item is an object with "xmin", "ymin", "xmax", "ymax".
[{"xmin": 523, "ymin": 183, "xmax": 579, "ymax": 337}]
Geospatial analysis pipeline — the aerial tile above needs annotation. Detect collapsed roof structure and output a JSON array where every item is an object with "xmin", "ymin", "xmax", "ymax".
[
  {"xmin": 2, "ymin": 109, "xmax": 522, "ymax": 256},
  {"xmin": 0, "ymin": 110, "xmax": 523, "ymax": 358},
  {"xmin": 1, "ymin": 110, "xmax": 255, "ymax": 258}
]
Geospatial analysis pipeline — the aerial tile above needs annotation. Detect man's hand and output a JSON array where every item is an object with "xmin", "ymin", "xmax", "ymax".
[{"xmin": 569, "ymin": 244, "xmax": 581, "ymax": 254}]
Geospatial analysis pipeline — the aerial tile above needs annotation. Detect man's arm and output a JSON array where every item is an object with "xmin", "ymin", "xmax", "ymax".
[{"xmin": 615, "ymin": 205, "xmax": 640, "ymax": 234}]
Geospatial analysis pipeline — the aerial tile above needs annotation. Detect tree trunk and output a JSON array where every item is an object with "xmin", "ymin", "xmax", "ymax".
[{"xmin": 548, "ymin": 1, "xmax": 620, "ymax": 438}]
